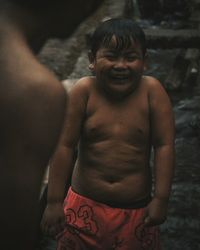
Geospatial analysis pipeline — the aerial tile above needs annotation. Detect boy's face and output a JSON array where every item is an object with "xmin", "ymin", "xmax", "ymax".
[{"xmin": 90, "ymin": 36, "xmax": 146, "ymax": 99}]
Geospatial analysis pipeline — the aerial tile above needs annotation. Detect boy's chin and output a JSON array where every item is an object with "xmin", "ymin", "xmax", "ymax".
[
  {"xmin": 104, "ymin": 85, "xmax": 137, "ymax": 101},
  {"xmin": 112, "ymin": 80, "xmax": 138, "ymax": 92}
]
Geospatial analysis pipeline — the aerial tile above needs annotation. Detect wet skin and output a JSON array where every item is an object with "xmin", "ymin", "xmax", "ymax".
[
  {"xmin": 43, "ymin": 39, "xmax": 175, "ymax": 235},
  {"xmin": 73, "ymin": 42, "xmax": 151, "ymax": 205},
  {"xmin": 73, "ymin": 77, "xmax": 152, "ymax": 206},
  {"xmin": 91, "ymin": 39, "xmax": 145, "ymax": 100}
]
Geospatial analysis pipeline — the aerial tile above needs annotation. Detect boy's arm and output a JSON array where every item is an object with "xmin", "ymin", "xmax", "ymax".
[
  {"xmin": 41, "ymin": 78, "xmax": 89, "ymax": 236},
  {"xmin": 144, "ymin": 77, "xmax": 175, "ymax": 227}
]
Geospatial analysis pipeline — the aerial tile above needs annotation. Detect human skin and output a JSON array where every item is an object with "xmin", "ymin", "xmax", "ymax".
[
  {"xmin": 42, "ymin": 39, "xmax": 175, "ymax": 237},
  {"xmin": 0, "ymin": 0, "xmax": 103, "ymax": 249}
]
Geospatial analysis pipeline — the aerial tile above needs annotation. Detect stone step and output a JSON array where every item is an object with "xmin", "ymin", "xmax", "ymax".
[{"xmin": 144, "ymin": 28, "xmax": 200, "ymax": 49}]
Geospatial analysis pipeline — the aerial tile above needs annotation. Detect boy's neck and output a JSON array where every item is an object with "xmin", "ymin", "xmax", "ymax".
[{"xmin": 95, "ymin": 78, "xmax": 139, "ymax": 103}]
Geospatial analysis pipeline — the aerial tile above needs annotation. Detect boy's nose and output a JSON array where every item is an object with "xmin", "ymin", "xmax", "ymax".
[{"xmin": 113, "ymin": 58, "xmax": 128, "ymax": 69}]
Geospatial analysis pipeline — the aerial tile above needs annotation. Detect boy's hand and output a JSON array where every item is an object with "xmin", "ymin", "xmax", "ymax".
[
  {"xmin": 143, "ymin": 197, "xmax": 168, "ymax": 227},
  {"xmin": 41, "ymin": 202, "xmax": 65, "ymax": 237}
]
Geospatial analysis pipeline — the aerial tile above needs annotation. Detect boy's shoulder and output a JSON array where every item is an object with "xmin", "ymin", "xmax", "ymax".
[
  {"xmin": 142, "ymin": 75, "xmax": 167, "ymax": 94},
  {"xmin": 142, "ymin": 76, "xmax": 171, "ymax": 106},
  {"xmin": 64, "ymin": 76, "xmax": 95, "ymax": 104},
  {"xmin": 142, "ymin": 75, "xmax": 162, "ymax": 88},
  {"xmin": 69, "ymin": 76, "xmax": 95, "ymax": 93}
]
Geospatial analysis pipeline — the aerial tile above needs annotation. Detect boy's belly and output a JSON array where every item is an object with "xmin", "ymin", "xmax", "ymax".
[
  {"xmin": 71, "ymin": 140, "xmax": 152, "ymax": 207},
  {"xmin": 72, "ymin": 170, "xmax": 152, "ymax": 207}
]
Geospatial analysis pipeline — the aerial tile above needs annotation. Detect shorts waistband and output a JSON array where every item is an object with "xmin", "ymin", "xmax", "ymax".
[
  {"xmin": 68, "ymin": 187, "xmax": 151, "ymax": 209},
  {"xmin": 103, "ymin": 196, "xmax": 152, "ymax": 209}
]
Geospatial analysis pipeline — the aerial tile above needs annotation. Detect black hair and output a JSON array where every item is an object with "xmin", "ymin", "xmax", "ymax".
[{"xmin": 89, "ymin": 18, "xmax": 146, "ymax": 57}]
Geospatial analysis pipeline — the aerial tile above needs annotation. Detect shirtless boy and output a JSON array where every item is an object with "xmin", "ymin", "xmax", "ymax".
[{"xmin": 42, "ymin": 18, "xmax": 175, "ymax": 249}]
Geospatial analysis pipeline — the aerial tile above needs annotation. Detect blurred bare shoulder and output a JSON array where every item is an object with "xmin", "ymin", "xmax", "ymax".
[
  {"xmin": 143, "ymin": 75, "xmax": 170, "ymax": 100},
  {"xmin": 68, "ymin": 76, "xmax": 95, "ymax": 96},
  {"xmin": 143, "ymin": 75, "xmax": 164, "ymax": 89}
]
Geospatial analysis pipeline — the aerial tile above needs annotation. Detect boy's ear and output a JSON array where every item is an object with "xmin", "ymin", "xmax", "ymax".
[
  {"xmin": 88, "ymin": 50, "xmax": 94, "ymax": 63},
  {"xmin": 88, "ymin": 50, "xmax": 95, "ymax": 71},
  {"xmin": 143, "ymin": 53, "xmax": 148, "ymax": 71}
]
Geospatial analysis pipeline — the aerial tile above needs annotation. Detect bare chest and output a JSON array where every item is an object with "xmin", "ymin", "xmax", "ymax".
[{"xmin": 83, "ymin": 92, "xmax": 150, "ymax": 145}]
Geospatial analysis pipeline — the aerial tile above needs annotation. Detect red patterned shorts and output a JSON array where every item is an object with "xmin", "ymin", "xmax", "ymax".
[{"xmin": 56, "ymin": 187, "xmax": 161, "ymax": 250}]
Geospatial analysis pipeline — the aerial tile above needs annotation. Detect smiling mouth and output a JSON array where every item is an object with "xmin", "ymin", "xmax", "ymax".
[{"xmin": 110, "ymin": 74, "xmax": 130, "ymax": 81}]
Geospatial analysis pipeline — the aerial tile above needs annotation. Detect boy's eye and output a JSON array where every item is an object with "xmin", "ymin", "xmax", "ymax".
[
  {"xmin": 104, "ymin": 53, "xmax": 117, "ymax": 60},
  {"xmin": 126, "ymin": 55, "xmax": 138, "ymax": 61}
]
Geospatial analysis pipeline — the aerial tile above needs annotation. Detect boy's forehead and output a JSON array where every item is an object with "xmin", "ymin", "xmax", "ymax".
[{"xmin": 101, "ymin": 35, "xmax": 140, "ymax": 51}]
